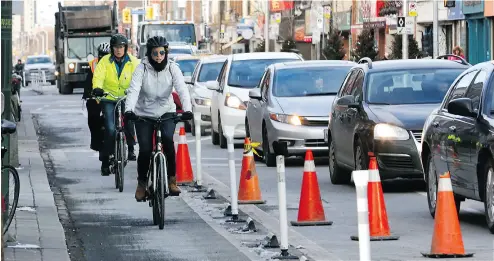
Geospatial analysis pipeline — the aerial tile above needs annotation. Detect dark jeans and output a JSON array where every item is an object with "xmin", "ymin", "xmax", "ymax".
[
  {"xmin": 100, "ymin": 100, "xmax": 136, "ymax": 162},
  {"xmin": 135, "ymin": 113, "xmax": 177, "ymax": 182},
  {"xmin": 86, "ymin": 99, "xmax": 103, "ymax": 151}
]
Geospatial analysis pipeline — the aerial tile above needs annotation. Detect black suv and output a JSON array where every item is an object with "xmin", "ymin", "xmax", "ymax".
[
  {"xmin": 324, "ymin": 56, "xmax": 470, "ymax": 185},
  {"xmin": 421, "ymin": 61, "xmax": 494, "ymax": 233}
]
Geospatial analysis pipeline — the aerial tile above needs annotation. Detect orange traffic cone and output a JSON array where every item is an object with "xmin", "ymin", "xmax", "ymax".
[
  {"xmin": 422, "ymin": 172, "xmax": 473, "ymax": 258},
  {"xmin": 237, "ymin": 137, "xmax": 265, "ymax": 204},
  {"xmin": 176, "ymin": 127, "xmax": 194, "ymax": 185},
  {"xmin": 351, "ymin": 153, "xmax": 399, "ymax": 241},
  {"xmin": 291, "ymin": 150, "xmax": 332, "ymax": 226}
]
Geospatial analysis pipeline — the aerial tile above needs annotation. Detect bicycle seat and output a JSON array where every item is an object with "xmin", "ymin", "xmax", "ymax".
[{"xmin": 1, "ymin": 119, "xmax": 17, "ymax": 134}]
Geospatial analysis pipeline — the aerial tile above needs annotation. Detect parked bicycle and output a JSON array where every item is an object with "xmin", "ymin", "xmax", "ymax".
[
  {"xmin": 1, "ymin": 119, "xmax": 20, "ymax": 235},
  {"xmin": 137, "ymin": 113, "xmax": 186, "ymax": 230},
  {"xmin": 96, "ymin": 92, "xmax": 128, "ymax": 192}
]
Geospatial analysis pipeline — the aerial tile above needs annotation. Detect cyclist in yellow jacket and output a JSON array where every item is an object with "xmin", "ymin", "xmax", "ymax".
[{"xmin": 92, "ymin": 34, "xmax": 139, "ymax": 176}]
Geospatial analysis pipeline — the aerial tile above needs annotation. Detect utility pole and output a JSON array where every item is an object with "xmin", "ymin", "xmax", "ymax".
[
  {"xmin": 264, "ymin": 0, "xmax": 269, "ymax": 52},
  {"xmin": 433, "ymin": 0, "xmax": 439, "ymax": 57},
  {"xmin": 402, "ymin": 0, "xmax": 408, "ymax": 59}
]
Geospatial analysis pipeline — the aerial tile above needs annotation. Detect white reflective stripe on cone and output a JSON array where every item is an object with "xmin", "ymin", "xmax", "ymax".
[
  {"xmin": 368, "ymin": 169, "xmax": 381, "ymax": 182},
  {"xmin": 438, "ymin": 176, "xmax": 453, "ymax": 192},
  {"xmin": 178, "ymin": 134, "xmax": 187, "ymax": 144},
  {"xmin": 304, "ymin": 160, "xmax": 315, "ymax": 172}
]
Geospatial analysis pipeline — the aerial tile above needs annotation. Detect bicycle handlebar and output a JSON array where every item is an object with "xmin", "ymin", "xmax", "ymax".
[
  {"xmin": 102, "ymin": 92, "xmax": 126, "ymax": 100},
  {"xmin": 136, "ymin": 113, "xmax": 185, "ymax": 124}
]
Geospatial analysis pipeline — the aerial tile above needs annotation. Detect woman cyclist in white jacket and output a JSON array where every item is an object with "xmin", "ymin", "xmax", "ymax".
[{"xmin": 124, "ymin": 36, "xmax": 193, "ymax": 201}]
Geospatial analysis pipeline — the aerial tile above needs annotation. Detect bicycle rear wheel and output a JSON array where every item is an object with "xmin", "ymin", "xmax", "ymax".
[
  {"xmin": 117, "ymin": 132, "xmax": 125, "ymax": 192},
  {"xmin": 3, "ymin": 166, "xmax": 20, "ymax": 235},
  {"xmin": 156, "ymin": 155, "xmax": 166, "ymax": 229}
]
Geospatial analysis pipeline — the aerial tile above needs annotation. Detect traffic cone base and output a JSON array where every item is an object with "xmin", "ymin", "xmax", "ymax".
[
  {"xmin": 421, "ymin": 172, "xmax": 473, "ymax": 259},
  {"xmin": 237, "ymin": 138, "xmax": 265, "ymax": 204},
  {"xmin": 350, "ymin": 235, "xmax": 400, "ymax": 241},
  {"xmin": 291, "ymin": 150, "xmax": 332, "ymax": 227},
  {"xmin": 176, "ymin": 127, "xmax": 194, "ymax": 185}
]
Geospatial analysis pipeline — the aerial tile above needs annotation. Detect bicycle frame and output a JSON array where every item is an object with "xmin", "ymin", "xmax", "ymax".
[
  {"xmin": 114, "ymin": 97, "xmax": 126, "ymax": 162},
  {"xmin": 151, "ymin": 124, "xmax": 169, "ymax": 196}
]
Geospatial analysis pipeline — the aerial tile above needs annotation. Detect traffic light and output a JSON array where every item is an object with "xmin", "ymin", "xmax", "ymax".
[
  {"xmin": 122, "ymin": 8, "xmax": 131, "ymax": 24},
  {"xmin": 145, "ymin": 6, "xmax": 154, "ymax": 20}
]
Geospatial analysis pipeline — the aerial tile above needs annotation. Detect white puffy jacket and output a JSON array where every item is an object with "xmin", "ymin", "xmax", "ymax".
[{"xmin": 125, "ymin": 57, "xmax": 192, "ymax": 118}]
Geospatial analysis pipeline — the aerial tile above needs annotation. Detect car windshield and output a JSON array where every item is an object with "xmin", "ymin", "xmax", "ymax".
[
  {"xmin": 228, "ymin": 58, "xmax": 299, "ymax": 88},
  {"xmin": 176, "ymin": 59, "xmax": 199, "ymax": 76},
  {"xmin": 170, "ymin": 48, "xmax": 192, "ymax": 54},
  {"xmin": 67, "ymin": 36, "xmax": 111, "ymax": 59},
  {"xmin": 142, "ymin": 24, "xmax": 196, "ymax": 44},
  {"xmin": 366, "ymin": 68, "xmax": 466, "ymax": 104},
  {"xmin": 273, "ymin": 66, "xmax": 352, "ymax": 97},
  {"xmin": 198, "ymin": 62, "xmax": 224, "ymax": 82},
  {"xmin": 26, "ymin": 57, "xmax": 51, "ymax": 64}
]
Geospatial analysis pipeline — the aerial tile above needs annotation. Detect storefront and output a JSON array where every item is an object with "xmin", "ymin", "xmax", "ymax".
[
  {"xmin": 462, "ymin": 1, "xmax": 491, "ymax": 64},
  {"xmin": 485, "ymin": 0, "xmax": 494, "ymax": 59},
  {"xmin": 447, "ymin": 1, "xmax": 467, "ymax": 52}
]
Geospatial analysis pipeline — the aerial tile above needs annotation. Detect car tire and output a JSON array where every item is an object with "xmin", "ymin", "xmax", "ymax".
[
  {"xmin": 262, "ymin": 126, "xmax": 276, "ymax": 167},
  {"xmin": 218, "ymin": 116, "xmax": 227, "ymax": 149},
  {"xmin": 483, "ymin": 157, "xmax": 494, "ymax": 234},
  {"xmin": 246, "ymin": 118, "xmax": 263, "ymax": 161},
  {"xmin": 50, "ymin": 80, "xmax": 56, "ymax": 85},
  {"xmin": 329, "ymin": 138, "xmax": 350, "ymax": 184},
  {"xmin": 354, "ymin": 138, "xmax": 368, "ymax": 171},
  {"xmin": 60, "ymin": 83, "xmax": 73, "ymax": 95},
  {"xmin": 425, "ymin": 150, "xmax": 461, "ymax": 218},
  {"xmin": 190, "ymin": 119, "xmax": 196, "ymax": 136},
  {"xmin": 211, "ymin": 111, "xmax": 219, "ymax": 145}
]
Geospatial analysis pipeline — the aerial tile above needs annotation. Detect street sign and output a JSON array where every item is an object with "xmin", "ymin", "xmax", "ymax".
[
  {"xmin": 122, "ymin": 8, "xmax": 131, "ymax": 24},
  {"xmin": 145, "ymin": 6, "xmax": 154, "ymax": 20},
  {"xmin": 408, "ymin": 2, "xmax": 417, "ymax": 17},
  {"xmin": 131, "ymin": 9, "xmax": 144, "ymax": 15},
  {"xmin": 397, "ymin": 16, "xmax": 414, "ymax": 35}
]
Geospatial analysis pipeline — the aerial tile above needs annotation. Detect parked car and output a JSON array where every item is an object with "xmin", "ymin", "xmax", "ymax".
[
  {"xmin": 24, "ymin": 55, "xmax": 57, "ymax": 86},
  {"xmin": 246, "ymin": 60, "xmax": 355, "ymax": 166},
  {"xmin": 174, "ymin": 55, "xmax": 201, "ymax": 78},
  {"xmin": 421, "ymin": 61, "xmax": 494, "ymax": 233},
  {"xmin": 205, "ymin": 52, "xmax": 303, "ymax": 148},
  {"xmin": 324, "ymin": 57, "xmax": 469, "ymax": 185},
  {"xmin": 185, "ymin": 55, "xmax": 227, "ymax": 136},
  {"xmin": 137, "ymin": 44, "xmax": 194, "ymax": 60}
]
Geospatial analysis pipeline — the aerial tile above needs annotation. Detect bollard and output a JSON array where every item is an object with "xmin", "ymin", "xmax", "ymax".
[
  {"xmin": 352, "ymin": 170, "xmax": 371, "ymax": 261},
  {"xmin": 223, "ymin": 125, "xmax": 244, "ymax": 223},
  {"xmin": 273, "ymin": 142, "xmax": 297, "ymax": 260},
  {"xmin": 190, "ymin": 111, "xmax": 207, "ymax": 192}
]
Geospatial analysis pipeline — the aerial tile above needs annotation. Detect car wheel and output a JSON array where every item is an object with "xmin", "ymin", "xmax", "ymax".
[
  {"xmin": 218, "ymin": 116, "xmax": 227, "ymax": 149},
  {"xmin": 50, "ymin": 80, "xmax": 56, "ymax": 85},
  {"xmin": 211, "ymin": 111, "xmax": 219, "ymax": 145},
  {"xmin": 329, "ymin": 138, "xmax": 350, "ymax": 184},
  {"xmin": 483, "ymin": 157, "xmax": 494, "ymax": 234},
  {"xmin": 262, "ymin": 126, "xmax": 276, "ymax": 167},
  {"xmin": 354, "ymin": 138, "xmax": 368, "ymax": 171},
  {"xmin": 246, "ymin": 118, "xmax": 262, "ymax": 161},
  {"xmin": 190, "ymin": 119, "xmax": 196, "ymax": 136}
]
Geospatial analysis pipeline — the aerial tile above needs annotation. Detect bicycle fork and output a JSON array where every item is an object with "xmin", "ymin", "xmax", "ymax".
[{"xmin": 152, "ymin": 129, "xmax": 170, "ymax": 196}]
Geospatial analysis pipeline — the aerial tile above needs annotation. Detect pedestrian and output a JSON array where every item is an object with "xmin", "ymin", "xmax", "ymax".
[{"xmin": 449, "ymin": 46, "xmax": 465, "ymax": 60}]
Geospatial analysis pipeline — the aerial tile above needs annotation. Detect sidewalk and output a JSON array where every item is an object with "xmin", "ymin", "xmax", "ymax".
[{"xmin": 3, "ymin": 109, "xmax": 70, "ymax": 261}]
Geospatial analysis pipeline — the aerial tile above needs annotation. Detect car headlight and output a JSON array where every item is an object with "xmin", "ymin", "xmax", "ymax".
[
  {"xmin": 195, "ymin": 97, "xmax": 211, "ymax": 106},
  {"xmin": 68, "ymin": 63, "xmax": 75, "ymax": 69},
  {"xmin": 269, "ymin": 113, "xmax": 302, "ymax": 126},
  {"xmin": 224, "ymin": 93, "xmax": 246, "ymax": 110},
  {"xmin": 374, "ymin": 123, "xmax": 409, "ymax": 140},
  {"xmin": 54, "ymin": 71, "xmax": 59, "ymax": 76}
]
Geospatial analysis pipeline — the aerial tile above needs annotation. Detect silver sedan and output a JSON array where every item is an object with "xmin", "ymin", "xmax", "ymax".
[{"xmin": 246, "ymin": 60, "xmax": 355, "ymax": 166}]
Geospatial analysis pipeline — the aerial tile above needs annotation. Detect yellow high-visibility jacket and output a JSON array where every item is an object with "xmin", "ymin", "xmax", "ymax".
[{"xmin": 92, "ymin": 53, "xmax": 140, "ymax": 101}]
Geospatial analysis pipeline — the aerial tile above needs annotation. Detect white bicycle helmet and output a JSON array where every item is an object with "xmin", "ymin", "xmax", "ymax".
[{"xmin": 97, "ymin": 42, "xmax": 111, "ymax": 55}]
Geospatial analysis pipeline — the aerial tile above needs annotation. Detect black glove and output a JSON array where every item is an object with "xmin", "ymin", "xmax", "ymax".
[
  {"xmin": 92, "ymin": 88, "xmax": 104, "ymax": 97},
  {"xmin": 124, "ymin": 111, "xmax": 137, "ymax": 121},
  {"xmin": 181, "ymin": 111, "xmax": 193, "ymax": 121}
]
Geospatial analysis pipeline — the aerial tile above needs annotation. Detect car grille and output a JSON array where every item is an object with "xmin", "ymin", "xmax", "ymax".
[
  {"xmin": 305, "ymin": 139, "xmax": 326, "ymax": 147},
  {"xmin": 410, "ymin": 130, "xmax": 422, "ymax": 143},
  {"xmin": 378, "ymin": 154, "xmax": 414, "ymax": 169},
  {"xmin": 302, "ymin": 117, "xmax": 329, "ymax": 127},
  {"xmin": 78, "ymin": 62, "xmax": 90, "ymax": 73}
]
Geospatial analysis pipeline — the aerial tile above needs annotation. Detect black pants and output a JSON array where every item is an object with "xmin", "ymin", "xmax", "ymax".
[
  {"xmin": 100, "ymin": 100, "xmax": 136, "ymax": 162},
  {"xmin": 135, "ymin": 113, "xmax": 177, "ymax": 182},
  {"xmin": 86, "ymin": 99, "xmax": 103, "ymax": 151}
]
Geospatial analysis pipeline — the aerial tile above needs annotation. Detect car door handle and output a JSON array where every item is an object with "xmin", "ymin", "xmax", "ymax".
[
  {"xmin": 432, "ymin": 122, "xmax": 439, "ymax": 127},
  {"xmin": 449, "ymin": 126, "xmax": 456, "ymax": 132}
]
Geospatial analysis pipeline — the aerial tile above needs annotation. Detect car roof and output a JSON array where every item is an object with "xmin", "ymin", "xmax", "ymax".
[
  {"xmin": 174, "ymin": 55, "xmax": 202, "ymax": 61},
  {"xmin": 230, "ymin": 52, "xmax": 301, "ymax": 61},
  {"xmin": 200, "ymin": 55, "xmax": 227, "ymax": 63},
  {"xmin": 356, "ymin": 59, "xmax": 470, "ymax": 72},
  {"xmin": 27, "ymin": 55, "xmax": 50, "ymax": 58},
  {"xmin": 273, "ymin": 60, "xmax": 356, "ymax": 70}
]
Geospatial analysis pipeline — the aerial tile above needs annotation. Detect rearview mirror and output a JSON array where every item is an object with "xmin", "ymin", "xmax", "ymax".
[
  {"xmin": 336, "ymin": 95, "xmax": 359, "ymax": 108},
  {"xmin": 448, "ymin": 98, "xmax": 476, "ymax": 117},
  {"xmin": 249, "ymin": 89, "xmax": 262, "ymax": 100},
  {"xmin": 205, "ymin": 80, "xmax": 219, "ymax": 91},
  {"xmin": 184, "ymin": 75, "xmax": 193, "ymax": 84}
]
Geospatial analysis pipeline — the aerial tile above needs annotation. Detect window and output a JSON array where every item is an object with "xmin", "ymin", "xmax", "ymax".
[
  {"xmin": 197, "ymin": 62, "xmax": 224, "ymax": 82},
  {"xmin": 261, "ymin": 70, "xmax": 271, "ymax": 100},
  {"xmin": 67, "ymin": 38, "xmax": 87, "ymax": 59},
  {"xmin": 443, "ymin": 70, "xmax": 477, "ymax": 107},
  {"xmin": 341, "ymin": 70, "xmax": 358, "ymax": 96},
  {"xmin": 352, "ymin": 71, "xmax": 364, "ymax": 102},
  {"xmin": 366, "ymin": 68, "xmax": 466, "ymax": 105},
  {"xmin": 465, "ymin": 70, "xmax": 486, "ymax": 111},
  {"xmin": 227, "ymin": 58, "xmax": 300, "ymax": 88},
  {"xmin": 175, "ymin": 59, "xmax": 199, "ymax": 76},
  {"xmin": 272, "ymin": 66, "xmax": 352, "ymax": 97},
  {"xmin": 142, "ymin": 24, "xmax": 196, "ymax": 44},
  {"xmin": 26, "ymin": 57, "xmax": 52, "ymax": 64},
  {"xmin": 218, "ymin": 61, "xmax": 228, "ymax": 88}
]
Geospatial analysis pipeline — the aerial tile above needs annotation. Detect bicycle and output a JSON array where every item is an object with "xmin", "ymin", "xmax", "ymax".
[
  {"xmin": 1, "ymin": 119, "xmax": 20, "ymax": 235},
  {"xmin": 136, "ymin": 113, "xmax": 185, "ymax": 230},
  {"xmin": 96, "ymin": 92, "xmax": 128, "ymax": 192}
]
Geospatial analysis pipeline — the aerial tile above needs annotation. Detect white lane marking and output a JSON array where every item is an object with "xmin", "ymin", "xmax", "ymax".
[{"xmin": 416, "ymin": 191, "xmax": 484, "ymax": 214}]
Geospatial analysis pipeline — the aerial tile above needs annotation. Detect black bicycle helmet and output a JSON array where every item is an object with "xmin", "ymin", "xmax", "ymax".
[
  {"xmin": 146, "ymin": 36, "xmax": 169, "ymax": 52},
  {"xmin": 110, "ymin": 33, "xmax": 128, "ymax": 47}
]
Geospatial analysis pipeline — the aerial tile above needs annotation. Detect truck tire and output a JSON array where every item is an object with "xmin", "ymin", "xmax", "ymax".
[{"xmin": 60, "ymin": 83, "xmax": 73, "ymax": 95}]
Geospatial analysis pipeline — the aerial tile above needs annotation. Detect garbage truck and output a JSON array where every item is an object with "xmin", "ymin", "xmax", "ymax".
[{"xmin": 54, "ymin": 1, "xmax": 118, "ymax": 94}]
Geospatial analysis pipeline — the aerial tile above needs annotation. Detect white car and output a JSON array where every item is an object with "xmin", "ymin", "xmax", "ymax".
[
  {"xmin": 205, "ymin": 52, "xmax": 303, "ymax": 148},
  {"xmin": 185, "ymin": 55, "xmax": 227, "ymax": 136}
]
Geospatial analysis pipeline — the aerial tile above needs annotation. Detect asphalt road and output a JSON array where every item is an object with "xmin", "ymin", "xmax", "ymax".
[{"xmin": 22, "ymin": 85, "xmax": 494, "ymax": 261}]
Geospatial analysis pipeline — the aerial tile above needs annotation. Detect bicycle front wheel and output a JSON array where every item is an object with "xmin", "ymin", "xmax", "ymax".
[
  {"xmin": 117, "ymin": 132, "xmax": 125, "ymax": 192},
  {"xmin": 3, "ymin": 166, "xmax": 20, "ymax": 235},
  {"xmin": 156, "ymin": 155, "xmax": 166, "ymax": 230}
]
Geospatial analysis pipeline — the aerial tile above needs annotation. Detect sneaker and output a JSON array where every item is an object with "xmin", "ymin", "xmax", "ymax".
[
  {"xmin": 128, "ymin": 150, "xmax": 136, "ymax": 161},
  {"xmin": 135, "ymin": 181, "xmax": 146, "ymax": 201},
  {"xmin": 101, "ymin": 161, "xmax": 110, "ymax": 176}
]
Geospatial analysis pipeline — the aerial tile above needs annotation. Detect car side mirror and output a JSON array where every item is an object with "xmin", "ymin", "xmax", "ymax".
[
  {"xmin": 336, "ymin": 95, "xmax": 360, "ymax": 108},
  {"xmin": 86, "ymin": 53, "xmax": 95, "ymax": 61},
  {"xmin": 448, "ymin": 98, "xmax": 476, "ymax": 117},
  {"xmin": 249, "ymin": 89, "xmax": 262, "ymax": 100},
  {"xmin": 184, "ymin": 75, "xmax": 193, "ymax": 84},
  {"xmin": 205, "ymin": 80, "xmax": 219, "ymax": 91}
]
